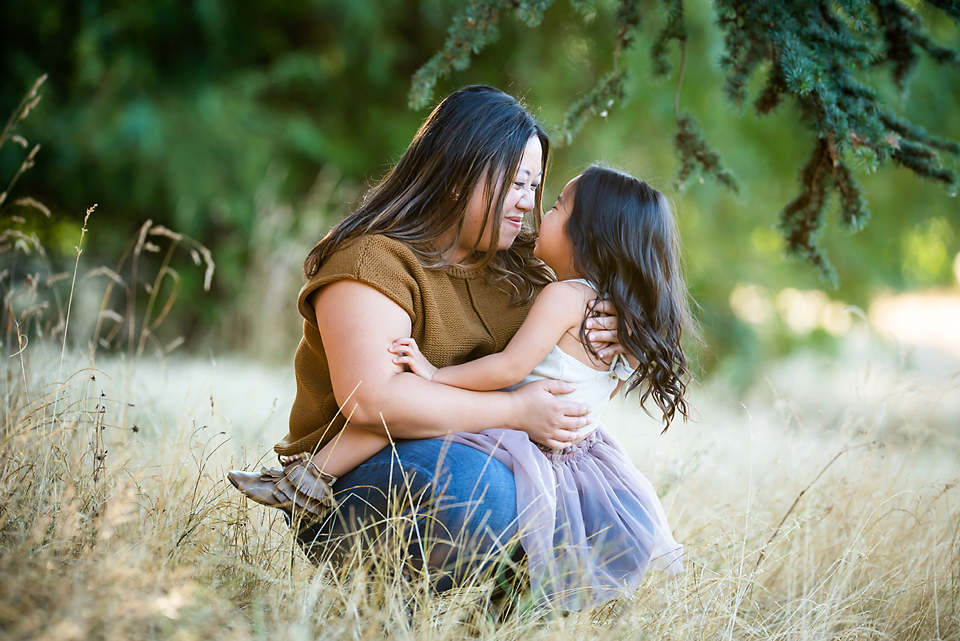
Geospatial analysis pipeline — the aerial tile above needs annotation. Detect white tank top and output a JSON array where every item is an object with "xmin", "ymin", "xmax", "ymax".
[{"xmin": 508, "ymin": 279, "xmax": 633, "ymax": 436}]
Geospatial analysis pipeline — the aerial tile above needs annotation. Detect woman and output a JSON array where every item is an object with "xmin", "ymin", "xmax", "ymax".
[{"xmin": 240, "ymin": 86, "xmax": 620, "ymax": 592}]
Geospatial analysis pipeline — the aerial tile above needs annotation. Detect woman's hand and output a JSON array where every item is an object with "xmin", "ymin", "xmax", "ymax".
[
  {"xmin": 586, "ymin": 299, "xmax": 623, "ymax": 363},
  {"xmin": 390, "ymin": 338, "xmax": 438, "ymax": 381},
  {"xmin": 509, "ymin": 379, "xmax": 591, "ymax": 450}
]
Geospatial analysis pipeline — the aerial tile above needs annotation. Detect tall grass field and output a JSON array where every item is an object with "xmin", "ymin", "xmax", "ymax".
[{"xmin": 1, "ymin": 320, "xmax": 957, "ymax": 640}]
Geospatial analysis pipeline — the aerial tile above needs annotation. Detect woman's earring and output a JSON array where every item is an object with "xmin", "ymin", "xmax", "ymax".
[{"xmin": 452, "ymin": 192, "xmax": 460, "ymax": 201}]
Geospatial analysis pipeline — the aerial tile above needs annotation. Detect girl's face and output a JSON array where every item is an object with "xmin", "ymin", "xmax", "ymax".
[
  {"xmin": 535, "ymin": 175, "xmax": 577, "ymax": 279},
  {"xmin": 454, "ymin": 136, "xmax": 542, "ymax": 261}
]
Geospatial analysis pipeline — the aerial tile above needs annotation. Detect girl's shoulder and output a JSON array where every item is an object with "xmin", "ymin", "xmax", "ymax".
[
  {"xmin": 536, "ymin": 279, "xmax": 598, "ymax": 315},
  {"xmin": 554, "ymin": 278, "xmax": 598, "ymax": 296}
]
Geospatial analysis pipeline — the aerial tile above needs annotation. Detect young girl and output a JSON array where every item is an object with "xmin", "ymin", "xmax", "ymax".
[{"xmin": 231, "ymin": 165, "xmax": 691, "ymax": 608}]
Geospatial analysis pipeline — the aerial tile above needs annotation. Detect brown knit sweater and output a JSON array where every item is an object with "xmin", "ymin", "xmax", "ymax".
[{"xmin": 275, "ymin": 234, "xmax": 538, "ymax": 457}]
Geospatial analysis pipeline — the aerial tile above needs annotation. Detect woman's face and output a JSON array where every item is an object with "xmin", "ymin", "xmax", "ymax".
[
  {"xmin": 535, "ymin": 175, "xmax": 577, "ymax": 279},
  {"xmin": 454, "ymin": 135, "xmax": 543, "ymax": 261}
]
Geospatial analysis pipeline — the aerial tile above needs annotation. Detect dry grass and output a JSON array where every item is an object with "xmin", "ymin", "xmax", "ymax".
[{"xmin": 0, "ymin": 331, "xmax": 957, "ymax": 640}]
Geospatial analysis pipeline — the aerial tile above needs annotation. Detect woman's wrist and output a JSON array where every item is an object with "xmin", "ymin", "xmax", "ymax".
[{"xmin": 490, "ymin": 389, "xmax": 522, "ymax": 431}]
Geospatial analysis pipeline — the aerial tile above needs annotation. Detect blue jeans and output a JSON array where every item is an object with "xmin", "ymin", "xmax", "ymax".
[{"xmin": 291, "ymin": 438, "xmax": 522, "ymax": 592}]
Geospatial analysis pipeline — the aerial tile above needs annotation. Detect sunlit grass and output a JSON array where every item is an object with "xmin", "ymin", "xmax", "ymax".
[{"xmin": 1, "ymin": 335, "xmax": 957, "ymax": 640}]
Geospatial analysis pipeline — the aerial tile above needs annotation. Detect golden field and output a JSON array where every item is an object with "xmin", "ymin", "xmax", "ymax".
[{"xmin": 1, "ymin": 316, "xmax": 957, "ymax": 640}]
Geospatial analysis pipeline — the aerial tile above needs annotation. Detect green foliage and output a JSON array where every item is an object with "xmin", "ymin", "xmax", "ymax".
[
  {"xmin": 712, "ymin": 0, "xmax": 960, "ymax": 278},
  {"xmin": 411, "ymin": 0, "xmax": 960, "ymax": 279},
  {"xmin": 1, "ymin": 0, "xmax": 958, "ymax": 367},
  {"xmin": 674, "ymin": 115, "xmax": 738, "ymax": 192},
  {"xmin": 409, "ymin": 0, "xmax": 557, "ymax": 109},
  {"xmin": 650, "ymin": 0, "xmax": 686, "ymax": 78},
  {"xmin": 557, "ymin": 71, "xmax": 626, "ymax": 145},
  {"xmin": 1, "ymin": 0, "xmax": 458, "ymax": 348}
]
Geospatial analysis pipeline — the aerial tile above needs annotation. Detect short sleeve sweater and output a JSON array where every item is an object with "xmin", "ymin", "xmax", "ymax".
[{"xmin": 275, "ymin": 234, "xmax": 539, "ymax": 456}]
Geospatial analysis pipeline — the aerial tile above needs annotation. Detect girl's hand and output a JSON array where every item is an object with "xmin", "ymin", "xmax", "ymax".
[
  {"xmin": 509, "ymin": 379, "xmax": 591, "ymax": 450},
  {"xmin": 586, "ymin": 299, "xmax": 623, "ymax": 363},
  {"xmin": 390, "ymin": 338, "xmax": 438, "ymax": 381}
]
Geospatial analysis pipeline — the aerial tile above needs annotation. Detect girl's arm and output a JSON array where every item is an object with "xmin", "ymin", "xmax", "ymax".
[
  {"xmin": 311, "ymin": 423, "xmax": 390, "ymax": 478},
  {"xmin": 314, "ymin": 279, "xmax": 592, "ymax": 450},
  {"xmin": 392, "ymin": 281, "xmax": 586, "ymax": 391}
]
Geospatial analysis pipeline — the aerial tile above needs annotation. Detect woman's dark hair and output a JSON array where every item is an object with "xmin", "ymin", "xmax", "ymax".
[
  {"xmin": 304, "ymin": 85, "xmax": 552, "ymax": 303},
  {"xmin": 566, "ymin": 165, "xmax": 696, "ymax": 430}
]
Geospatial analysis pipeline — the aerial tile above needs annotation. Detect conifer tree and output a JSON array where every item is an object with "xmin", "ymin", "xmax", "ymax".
[{"xmin": 409, "ymin": 0, "xmax": 960, "ymax": 280}]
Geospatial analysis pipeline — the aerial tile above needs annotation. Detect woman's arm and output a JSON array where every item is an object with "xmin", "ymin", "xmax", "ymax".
[
  {"xmin": 314, "ymin": 279, "xmax": 592, "ymax": 449},
  {"xmin": 392, "ymin": 281, "xmax": 584, "ymax": 391}
]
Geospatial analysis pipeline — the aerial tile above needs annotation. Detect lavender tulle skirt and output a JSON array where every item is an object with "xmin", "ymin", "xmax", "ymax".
[{"xmin": 447, "ymin": 427, "xmax": 683, "ymax": 609}]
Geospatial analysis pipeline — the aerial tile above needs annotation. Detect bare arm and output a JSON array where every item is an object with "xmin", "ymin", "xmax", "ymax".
[
  {"xmin": 394, "ymin": 282, "xmax": 583, "ymax": 391},
  {"xmin": 314, "ymin": 279, "xmax": 591, "ymax": 449},
  {"xmin": 311, "ymin": 423, "xmax": 392, "ymax": 478}
]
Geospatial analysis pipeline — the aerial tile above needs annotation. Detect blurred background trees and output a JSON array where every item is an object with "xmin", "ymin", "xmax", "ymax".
[{"xmin": 1, "ymin": 0, "xmax": 958, "ymax": 381}]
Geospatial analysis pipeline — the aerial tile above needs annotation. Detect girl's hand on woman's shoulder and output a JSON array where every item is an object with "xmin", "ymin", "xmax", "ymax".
[{"xmin": 508, "ymin": 379, "xmax": 591, "ymax": 450}]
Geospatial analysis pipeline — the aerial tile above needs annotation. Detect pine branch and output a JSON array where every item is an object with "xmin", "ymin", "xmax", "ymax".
[
  {"xmin": 408, "ymin": 1, "xmax": 556, "ymax": 109},
  {"xmin": 513, "ymin": 0, "xmax": 552, "ymax": 26},
  {"xmin": 716, "ymin": 0, "xmax": 959, "ymax": 278},
  {"xmin": 891, "ymin": 139, "xmax": 959, "ymax": 184},
  {"xmin": 557, "ymin": 71, "xmax": 627, "ymax": 146},
  {"xmin": 831, "ymin": 154, "xmax": 869, "ymax": 231},
  {"xmin": 755, "ymin": 62, "xmax": 787, "ymax": 114},
  {"xmin": 874, "ymin": 0, "xmax": 928, "ymax": 89},
  {"xmin": 651, "ymin": 0, "xmax": 687, "ymax": 78},
  {"xmin": 609, "ymin": 0, "xmax": 641, "ymax": 77},
  {"xmin": 717, "ymin": 1, "xmax": 774, "ymax": 106},
  {"xmin": 674, "ymin": 115, "xmax": 738, "ymax": 192},
  {"xmin": 922, "ymin": 0, "xmax": 960, "ymax": 21},
  {"xmin": 570, "ymin": 0, "xmax": 596, "ymax": 14},
  {"xmin": 615, "ymin": 0, "xmax": 643, "ymax": 55},
  {"xmin": 779, "ymin": 138, "xmax": 837, "ymax": 284},
  {"xmin": 662, "ymin": 5, "xmax": 737, "ymax": 192},
  {"xmin": 879, "ymin": 109, "xmax": 960, "ymax": 154},
  {"xmin": 556, "ymin": 0, "xmax": 642, "ymax": 145},
  {"xmin": 408, "ymin": 2, "xmax": 505, "ymax": 109},
  {"xmin": 835, "ymin": 0, "xmax": 875, "ymax": 33}
]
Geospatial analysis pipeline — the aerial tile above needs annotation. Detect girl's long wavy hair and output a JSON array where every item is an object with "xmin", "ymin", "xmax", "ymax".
[
  {"xmin": 304, "ymin": 85, "xmax": 553, "ymax": 303},
  {"xmin": 566, "ymin": 166, "xmax": 697, "ymax": 430}
]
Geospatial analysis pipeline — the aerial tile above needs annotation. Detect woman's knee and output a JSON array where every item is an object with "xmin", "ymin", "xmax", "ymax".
[
  {"xmin": 431, "ymin": 442, "xmax": 519, "ymax": 544},
  {"xmin": 292, "ymin": 440, "xmax": 518, "ymax": 564}
]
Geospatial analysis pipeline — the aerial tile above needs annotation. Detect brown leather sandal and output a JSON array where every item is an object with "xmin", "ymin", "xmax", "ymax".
[{"xmin": 228, "ymin": 454, "xmax": 337, "ymax": 519}]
